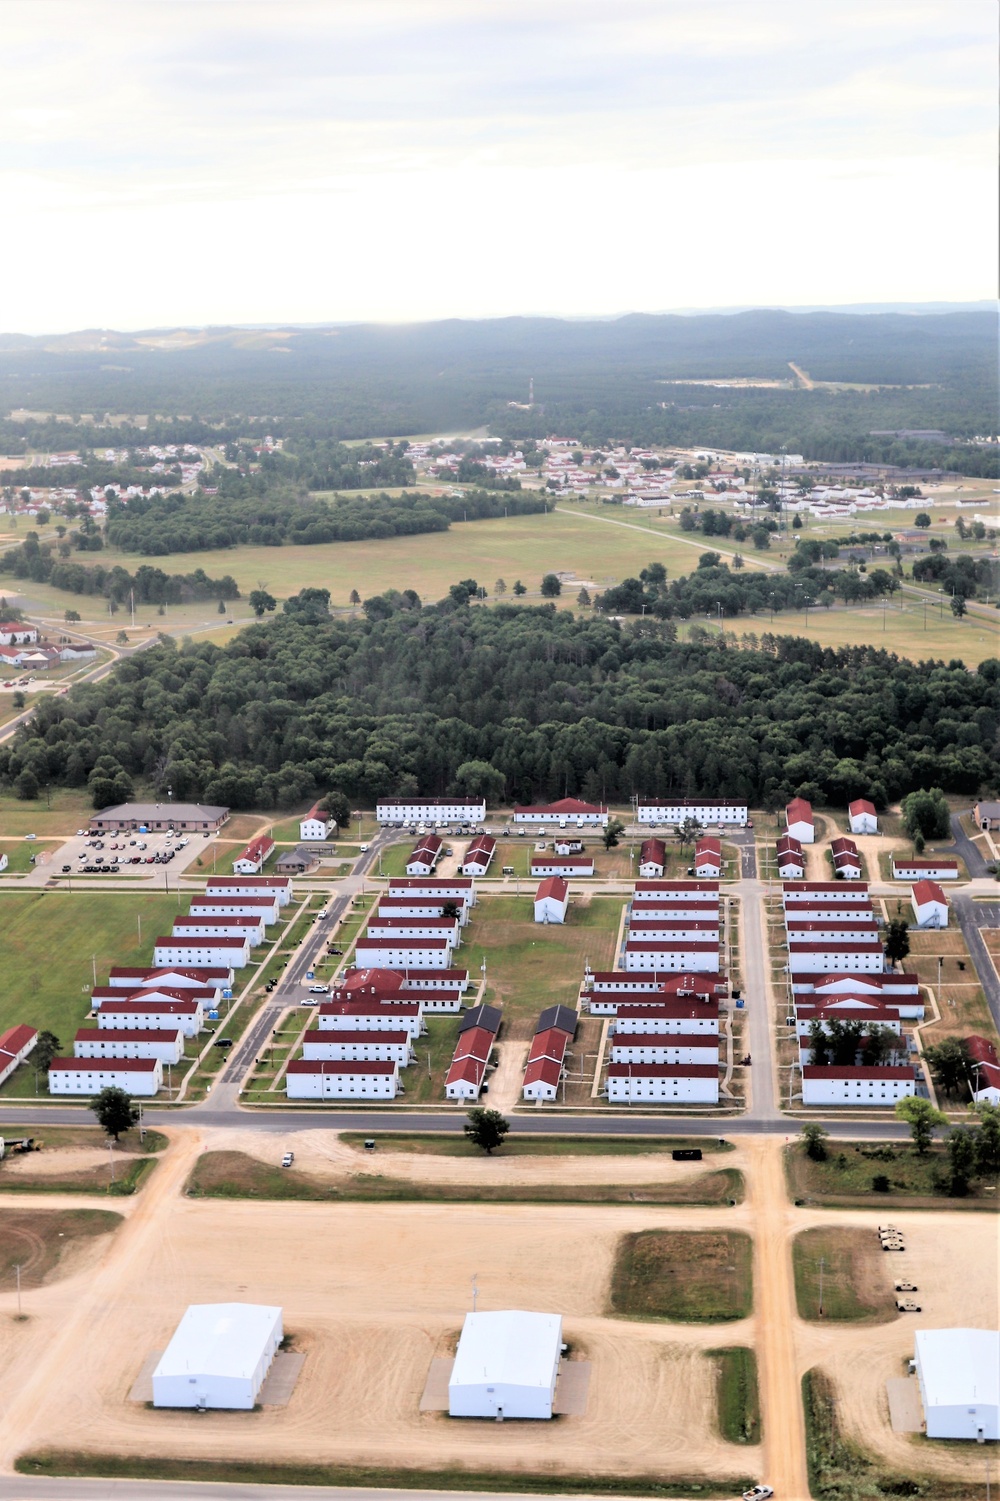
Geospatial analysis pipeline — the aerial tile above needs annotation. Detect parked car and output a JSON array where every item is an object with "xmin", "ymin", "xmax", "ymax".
[
  {"xmin": 896, "ymin": 1300, "xmax": 922, "ymax": 1313},
  {"xmin": 61, "ymin": 864, "xmax": 71, "ymax": 872},
  {"xmin": 281, "ymin": 1152, "xmax": 294, "ymax": 1168},
  {"xmin": 894, "ymin": 1281, "xmax": 918, "ymax": 1293},
  {"xmin": 308, "ymin": 984, "xmax": 329, "ymax": 994},
  {"xmin": 743, "ymin": 1490, "xmax": 773, "ymax": 1501}
]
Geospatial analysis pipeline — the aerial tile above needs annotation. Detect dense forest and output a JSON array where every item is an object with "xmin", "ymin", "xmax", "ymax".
[
  {"xmin": 0, "ymin": 311, "xmax": 995, "ymax": 474},
  {"xmin": 2, "ymin": 597, "xmax": 996, "ymax": 811},
  {"xmin": 595, "ymin": 558, "xmax": 901, "ymax": 618}
]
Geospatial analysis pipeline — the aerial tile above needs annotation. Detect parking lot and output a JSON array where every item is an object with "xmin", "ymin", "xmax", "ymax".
[{"xmin": 53, "ymin": 825, "xmax": 214, "ymax": 879}]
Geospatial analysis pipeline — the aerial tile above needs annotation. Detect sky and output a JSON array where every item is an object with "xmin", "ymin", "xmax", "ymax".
[{"xmin": 1, "ymin": 0, "xmax": 996, "ymax": 331}]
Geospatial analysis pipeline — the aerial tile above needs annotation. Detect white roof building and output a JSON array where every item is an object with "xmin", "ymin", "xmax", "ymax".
[
  {"xmin": 914, "ymin": 1329, "xmax": 999, "ymax": 1440},
  {"xmin": 448, "ymin": 1310, "xmax": 562, "ymax": 1419},
  {"xmin": 152, "ymin": 1303, "xmax": 283, "ymax": 1410}
]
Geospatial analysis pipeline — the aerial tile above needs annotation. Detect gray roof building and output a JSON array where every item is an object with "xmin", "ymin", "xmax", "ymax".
[{"xmin": 90, "ymin": 802, "xmax": 229, "ymax": 832}]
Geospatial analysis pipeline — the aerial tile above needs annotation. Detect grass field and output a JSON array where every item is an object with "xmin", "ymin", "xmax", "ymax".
[
  {"xmin": 609, "ymin": 1230, "xmax": 753, "ymax": 1322},
  {"xmin": 466, "ymin": 895, "xmax": 622, "ymax": 1032},
  {"xmin": 337, "ymin": 1132, "xmax": 734, "ymax": 1157},
  {"xmin": 0, "ymin": 1208, "xmax": 121, "ymax": 1286},
  {"xmin": 0, "ymin": 788, "xmax": 93, "ymax": 840},
  {"xmin": 784, "ymin": 1142, "xmax": 998, "ymax": 1208},
  {"xmin": 15, "ymin": 1452, "xmax": 752, "ymax": 1499},
  {"xmin": 792, "ymin": 1227, "xmax": 896, "ymax": 1323},
  {"xmin": 708, "ymin": 1347, "xmax": 761, "ymax": 1444},
  {"xmin": 0, "ymin": 890, "xmax": 184, "ymax": 1064},
  {"xmin": 185, "ymin": 1150, "xmax": 745, "ymax": 1206}
]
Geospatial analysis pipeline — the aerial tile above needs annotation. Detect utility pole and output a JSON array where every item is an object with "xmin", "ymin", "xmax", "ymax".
[
  {"xmin": 472, "ymin": 1274, "xmax": 478, "ymax": 1313},
  {"xmin": 14, "ymin": 1264, "xmax": 22, "ymax": 1318},
  {"xmin": 818, "ymin": 1256, "xmax": 825, "ymax": 1317}
]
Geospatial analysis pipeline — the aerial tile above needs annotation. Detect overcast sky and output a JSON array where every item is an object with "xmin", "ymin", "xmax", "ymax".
[{"xmin": 2, "ymin": 0, "xmax": 996, "ymax": 331}]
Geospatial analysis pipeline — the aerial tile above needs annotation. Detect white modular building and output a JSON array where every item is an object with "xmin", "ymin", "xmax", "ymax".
[
  {"xmin": 352, "ymin": 937, "xmax": 453, "ymax": 970},
  {"xmin": 377, "ymin": 797, "xmax": 486, "ymax": 824},
  {"xmin": 914, "ymin": 1329, "xmax": 999, "ymax": 1441},
  {"xmin": 97, "ymin": 998, "xmax": 204, "ymax": 1037},
  {"xmin": 153, "ymin": 937, "xmax": 251, "ymax": 970},
  {"xmin": 366, "ymin": 915, "xmax": 461, "ymax": 945},
  {"xmin": 152, "ymin": 1303, "xmax": 283, "ymax": 1410},
  {"xmin": 301, "ymin": 1029, "xmax": 414, "ymax": 1065},
  {"xmin": 610, "ymin": 1034, "xmax": 719, "ymax": 1065},
  {"xmin": 448, "ymin": 1310, "xmax": 562, "ymax": 1419},
  {"xmin": 785, "ymin": 797, "xmax": 815, "ymax": 843},
  {"xmin": 801, "ymin": 1065, "xmax": 915, "ymax": 1106},
  {"xmin": 48, "ymin": 1056, "xmax": 163, "ymax": 1096},
  {"xmin": 205, "ymin": 876, "xmax": 293, "ymax": 906},
  {"xmin": 623, "ymin": 941, "xmax": 720, "ymax": 973},
  {"xmin": 786, "ymin": 941, "xmax": 885, "ymax": 973},
  {"xmin": 74, "ymin": 1027, "xmax": 184, "ymax": 1064},
  {"xmin": 285, "ymin": 1059, "xmax": 400, "ymax": 1098},
  {"xmin": 637, "ymin": 800, "xmax": 748, "ymax": 826},
  {"xmin": 605, "ymin": 1062, "xmax": 719, "ymax": 1103},
  {"xmin": 514, "ymin": 798, "xmax": 608, "ymax": 827},
  {"xmin": 300, "ymin": 803, "xmax": 333, "ymax": 840},
  {"xmin": 188, "ymin": 896, "xmax": 281, "ymax": 925},
  {"xmin": 172, "ymin": 915, "xmax": 265, "ymax": 944},
  {"xmin": 891, "ymin": 857, "xmax": 959, "ymax": 880},
  {"xmin": 627, "ymin": 919, "xmax": 719, "ymax": 943},
  {"xmin": 911, "ymin": 879, "xmax": 949, "ymax": 929},
  {"xmin": 848, "ymin": 799, "xmax": 879, "ymax": 834}
]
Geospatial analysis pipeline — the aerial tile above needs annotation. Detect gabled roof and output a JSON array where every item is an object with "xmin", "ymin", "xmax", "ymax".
[
  {"xmin": 523, "ymin": 1056, "xmax": 562, "ymax": 1088},
  {"xmin": 535, "ymin": 876, "xmax": 569, "ymax": 901},
  {"xmin": 786, "ymin": 797, "xmax": 813, "ymax": 821},
  {"xmin": 848, "ymin": 798, "xmax": 877, "ymax": 816},
  {"xmin": 803, "ymin": 1065, "xmax": 913, "ymax": 1079},
  {"xmin": 527, "ymin": 1028, "xmax": 569, "ymax": 1065},
  {"xmin": 458, "ymin": 1004, "xmax": 502, "ymax": 1035},
  {"xmin": 536, "ymin": 1004, "xmax": 578, "ymax": 1038},
  {"xmin": 912, "ymin": 878, "xmax": 947, "ymax": 905},
  {"xmin": 0, "ymin": 1024, "xmax": 37, "ymax": 1057},
  {"xmin": 514, "ymin": 798, "xmax": 606, "ymax": 815}
]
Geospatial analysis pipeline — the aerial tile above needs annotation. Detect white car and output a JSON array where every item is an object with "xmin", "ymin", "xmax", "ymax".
[
  {"xmin": 359, "ymin": 842, "xmax": 369, "ymax": 852},
  {"xmin": 308, "ymin": 983, "xmax": 329, "ymax": 994},
  {"xmin": 743, "ymin": 1488, "xmax": 773, "ymax": 1500}
]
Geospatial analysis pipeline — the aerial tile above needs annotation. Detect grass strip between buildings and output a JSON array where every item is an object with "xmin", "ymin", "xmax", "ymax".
[
  {"xmin": 339, "ymin": 1131, "xmax": 735, "ymax": 1156},
  {"xmin": 15, "ymin": 1452, "xmax": 754, "ymax": 1497},
  {"xmin": 610, "ymin": 1230, "xmax": 753, "ymax": 1322},
  {"xmin": 792, "ymin": 1228, "xmax": 897, "ymax": 1324},
  {"xmin": 802, "ymin": 1366, "xmax": 980, "ymax": 1500},
  {"xmin": 708, "ymin": 1346, "xmax": 761, "ymax": 1445},
  {"xmin": 185, "ymin": 1150, "xmax": 744, "ymax": 1206}
]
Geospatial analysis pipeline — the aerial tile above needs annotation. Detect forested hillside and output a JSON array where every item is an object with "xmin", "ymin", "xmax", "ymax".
[
  {"xmin": 0, "ymin": 310, "xmax": 995, "ymax": 474},
  {"xmin": 3, "ymin": 598, "xmax": 996, "ymax": 811}
]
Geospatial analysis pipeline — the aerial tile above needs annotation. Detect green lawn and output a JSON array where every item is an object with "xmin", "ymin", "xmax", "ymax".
[
  {"xmin": 338, "ymin": 1131, "xmax": 735, "ymax": 1156},
  {"xmin": 610, "ymin": 1230, "xmax": 753, "ymax": 1322},
  {"xmin": 0, "ymin": 891, "xmax": 183, "ymax": 1075},
  {"xmin": 709, "ymin": 1347, "xmax": 761, "ymax": 1445},
  {"xmin": 792, "ymin": 1227, "xmax": 896, "ymax": 1323},
  {"xmin": 0, "ymin": 788, "xmax": 94, "ymax": 840},
  {"xmin": 464, "ymin": 895, "xmax": 622, "ymax": 1031}
]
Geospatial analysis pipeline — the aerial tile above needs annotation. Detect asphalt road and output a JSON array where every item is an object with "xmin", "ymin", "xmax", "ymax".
[
  {"xmin": 952, "ymin": 891, "xmax": 1000, "ymax": 1037},
  {"xmin": 949, "ymin": 810, "xmax": 991, "ymax": 878},
  {"xmin": 0, "ymin": 1482, "xmax": 531, "ymax": 1501}
]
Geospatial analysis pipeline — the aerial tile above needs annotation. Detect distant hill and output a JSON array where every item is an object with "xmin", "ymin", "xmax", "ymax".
[{"xmin": 0, "ymin": 309, "xmax": 995, "ymax": 473}]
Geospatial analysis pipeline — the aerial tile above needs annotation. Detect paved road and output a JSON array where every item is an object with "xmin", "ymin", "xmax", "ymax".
[
  {"xmin": 0, "ymin": 1480, "xmax": 538, "ymax": 1501},
  {"xmin": 952, "ymin": 891, "xmax": 1000, "ymax": 1037},
  {"xmin": 949, "ymin": 811, "xmax": 991, "ymax": 878}
]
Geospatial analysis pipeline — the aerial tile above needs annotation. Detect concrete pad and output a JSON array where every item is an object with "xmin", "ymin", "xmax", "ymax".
[
  {"xmin": 553, "ymin": 1359, "xmax": 591, "ymax": 1415},
  {"xmin": 127, "ymin": 1351, "xmax": 161, "ymax": 1403},
  {"xmin": 886, "ymin": 1376, "xmax": 923, "ymax": 1433},
  {"xmin": 419, "ymin": 1356, "xmax": 454, "ymax": 1411},
  {"xmin": 258, "ymin": 1351, "xmax": 306, "ymax": 1407}
]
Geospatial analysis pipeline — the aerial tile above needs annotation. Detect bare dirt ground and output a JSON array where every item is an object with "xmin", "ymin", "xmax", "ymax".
[
  {"xmin": 209, "ymin": 1124, "xmax": 750, "ymax": 1188},
  {"xmin": 0, "ymin": 1130, "xmax": 994, "ymax": 1497},
  {"xmin": 0, "ymin": 1146, "xmax": 114, "ymax": 1178}
]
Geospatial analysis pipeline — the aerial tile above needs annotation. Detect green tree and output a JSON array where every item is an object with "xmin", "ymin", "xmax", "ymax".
[
  {"xmin": 947, "ymin": 1126, "xmax": 977, "ymax": 1195},
  {"xmin": 64, "ymin": 609, "xmax": 81, "ymax": 622},
  {"xmin": 676, "ymin": 815, "xmax": 702, "ymax": 851},
  {"xmin": 494, "ymin": 578, "xmax": 507, "ymax": 597},
  {"xmin": 320, "ymin": 790, "xmax": 352, "ymax": 829},
  {"xmin": 792, "ymin": 513, "xmax": 803, "ymax": 530},
  {"xmin": 603, "ymin": 817, "xmax": 626, "ymax": 849},
  {"xmin": 217, "ymin": 599, "xmax": 227, "ymax": 614},
  {"xmin": 512, "ymin": 580, "xmax": 527, "ymax": 596},
  {"xmin": 349, "ymin": 589, "xmax": 361, "ymax": 606},
  {"xmin": 901, "ymin": 787, "xmax": 951, "ymax": 842},
  {"xmin": 115, "ymin": 630, "xmax": 129, "ymax": 645},
  {"xmin": 807, "ymin": 1021, "xmax": 830, "ymax": 1067},
  {"xmin": 33, "ymin": 1030, "xmax": 62, "ymax": 1075},
  {"xmin": 923, "ymin": 1037, "xmax": 973, "ymax": 1098},
  {"xmin": 950, "ymin": 594, "xmax": 967, "ymax": 618},
  {"xmin": 732, "ymin": 553, "xmax": 744, "ymax": 570},
  {"xmin": 453, "ymin": 759, "xmax": 506, "ymax": 805},
  {"xmin": 914, "ymin": 512, "xmax": 931, "ymax": 527},
  {"xmin": 91, "ymin": 1085, "xmax": 139, "ymax": 1141},
  {"xmin": 14, "ymin": 767, "xmax": 37, "ymax": 797},
  {"xmin": 973, "ymin": 1103, "xmax": 1000, "ymax": 1175},
  {"xmin": 577, "ymin": 587, "xmax": 591, "ymax": 606},
  {"xmin": 464, "ymin": 1107, "xmax": 509, "ymax": 1155},
  {"xmin": 540, "ymin": 573, "xmax": 562, "ymax": 597},
  {"xmin": 895, "ymin": 1096, "xmax": 947, "ymax": 1156},
  {"xmin": 801, "ymin": 1122, "xmax": 829, "ymax": 1161},
  {"xmin": 248, "ymin": 589, "xmax": 277, "ymax": 618},
  {"xmin": 884, "ymin": 919, "xmax": 910, "ymax": 967}
]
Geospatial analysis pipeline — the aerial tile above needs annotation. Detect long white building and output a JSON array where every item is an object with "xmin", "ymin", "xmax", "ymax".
[
  {"xmin": 801, "ymin": 1065, "xmax": 915, "ymax": 1106},
  {"xmin": 301, "ymin": 1029, "xmax": 414, "ymax": 1064},
  {"xmin": 205, "ymin": 875, "xmax": 293, "ymax": 906},
  {"xmin": 914, "ymin": 1329, "xmax": 999, "ymax": 1441},
  {"xmin": 610, "ymin": 1034, "xmax": 719, "ymax": 1065},
  {"xmin": 48, "ymin": 1056, "xmax": 163, "ymax": 1096},
  {"xmin": 637, "ymin": 800, "xmax": 748, "ymax": 826},
  {"xmin": 285, "ymin": 1058, "xmax": 400, "ymax": 1098},
  {"xmin": 188, "ymin": 896, "xmax": 281, "ymax": 924},
  {"xmin": 377, "ymin": 797, "xmax": 485, "ymax": 824},
  {"xmin": 786, "ymin": 940, "xmax": 884, "ymax": 974},
  {"xmin": 623, "ymin": 941, "xmax": 720, "ymax": 973},
  {"xmin": 153, "ymin": 937, "xmax": 250, "ymax": 970},
  {"xmin": 606, "ymin": 1062, "xmax": 719, "ymax": 1102},
  {"xmin": 172, "ymin": 915, "xmax": 265, "ymax": 944},
  {"xmin": 74, "ymin": 1027, "xmax": 184, "ymax": 1063},
  {"xmin": 96, "ymin": 998, "xmax": 204, "ymax": 1037},
  {"xmin": 352, "ymin": 937, "xmax": 453, "ymax": 970}
]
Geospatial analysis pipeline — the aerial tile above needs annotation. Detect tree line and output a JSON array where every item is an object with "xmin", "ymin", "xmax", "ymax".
[
  {"xmin": 1, "ymin": 595, "xmax": 996, "ymax": 811},
  {"xmin": 594, "ymin": 558, "xmax": 900, "ymax": 619},
  {"xmin": 0, "ymin": 532, "xmax": 239, "ymax": 604}
]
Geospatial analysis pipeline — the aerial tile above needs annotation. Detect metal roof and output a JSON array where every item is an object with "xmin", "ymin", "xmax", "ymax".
[
  {"xmin": 915, "ymin": 1329, "xmax": 1000, "ymax": 1410},
  {"xmin": 450, "ymin": 1310, "xmax": 562, "ymax": 1392},
  {"xmin": 153, "ymin": 1303, "xmax": 282, "ymax": 1381}
]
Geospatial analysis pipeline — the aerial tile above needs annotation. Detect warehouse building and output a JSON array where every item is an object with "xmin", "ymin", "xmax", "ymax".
[
  {"xmin": 152, "ymin": 1303, "xmax": 283, "ymax": 1410},
  {"xmin": 914, "ymin": 1329, "xmax": 999, "ymax": 1440},
  {"xmin": 448, "ymin": 1310, "xmax": 562, "ymax": 1419}
]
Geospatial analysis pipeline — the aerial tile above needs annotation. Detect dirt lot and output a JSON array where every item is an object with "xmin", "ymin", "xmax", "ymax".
[{"xmin": 0, "ymin": 1130, "xmax": 995, "ymax": 1495}]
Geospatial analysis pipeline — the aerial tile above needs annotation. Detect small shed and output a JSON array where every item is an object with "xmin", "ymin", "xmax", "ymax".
[
  {"xmin": 534, "ymin": 876, "xmax": 569, "ymax": 924},
  {"xmin": 152, "ymin": 1303, "xmax": 283, "ymax": 1409},
  {"xmin": 448, "ymin": 1310, "xmax": 562, "ymax": 1419}
]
